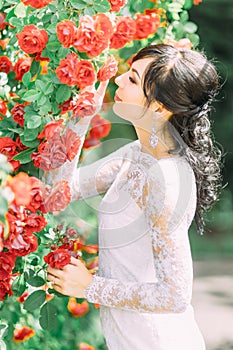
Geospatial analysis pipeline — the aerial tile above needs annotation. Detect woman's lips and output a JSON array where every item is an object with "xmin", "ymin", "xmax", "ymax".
[{"xmin": 114, "ymin": 94, "xmax": 122, "ymax": 102}]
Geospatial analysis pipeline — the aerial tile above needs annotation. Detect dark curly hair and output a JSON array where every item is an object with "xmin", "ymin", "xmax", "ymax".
[{"xmin": 132, "ymin": 44, "xmax": 223, "ymax": 234}]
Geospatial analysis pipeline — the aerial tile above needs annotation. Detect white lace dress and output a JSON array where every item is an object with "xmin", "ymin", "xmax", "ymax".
[{"xmin": 48, "ymin": 117, "xmax": 206, "ymax": 350}]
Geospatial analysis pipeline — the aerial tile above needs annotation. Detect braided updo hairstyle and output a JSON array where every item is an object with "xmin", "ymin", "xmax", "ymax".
[{"xmin": 132, "ymin": 44, "xmax": 223, "ymax": 234}]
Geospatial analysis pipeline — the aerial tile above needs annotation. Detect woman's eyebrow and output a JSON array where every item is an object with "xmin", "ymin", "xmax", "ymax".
[{"xmin": 131, "ymin": 68, "xmax": 141, "ymax": 80}]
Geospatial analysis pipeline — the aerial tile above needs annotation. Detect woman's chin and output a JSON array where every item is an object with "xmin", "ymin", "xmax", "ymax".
[{"xmin": 113, "ymin": 101, "xmax": 146, "ymax": 122}]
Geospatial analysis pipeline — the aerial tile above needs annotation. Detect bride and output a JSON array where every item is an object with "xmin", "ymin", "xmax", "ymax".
[{"xmin": 47, "ymin": 44, "xmax": 222, "ymax": 349}]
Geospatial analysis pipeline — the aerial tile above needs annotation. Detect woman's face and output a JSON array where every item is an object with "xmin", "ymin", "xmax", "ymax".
[{"xmin": 114, "ymin": 57, "xmax": 154, "ymax": 107}]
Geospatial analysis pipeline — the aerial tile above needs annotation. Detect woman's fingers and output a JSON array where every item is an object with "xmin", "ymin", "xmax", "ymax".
[
  {"xmin": 47, "ymin": 266, "xmax": 64, "ymax": 278},
  {"xmin": 97, "ymin": 80, "xmax": 109, "ymax": 97}
]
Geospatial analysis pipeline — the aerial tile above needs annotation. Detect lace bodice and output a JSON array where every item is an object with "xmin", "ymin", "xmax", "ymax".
[{"xmin": 46, "ymin": 116, "xmax": 197, "ymax": 315}]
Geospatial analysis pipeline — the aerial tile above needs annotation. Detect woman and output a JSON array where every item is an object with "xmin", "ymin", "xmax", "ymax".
[{"xmin": 47, "ymin": 44, "xmax": 222, "ymax": 349}]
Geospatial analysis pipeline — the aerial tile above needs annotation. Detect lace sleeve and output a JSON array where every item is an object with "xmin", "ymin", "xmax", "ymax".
[
  {"xmin": 45, "ymin": 118, "xmax": 136, "ymax": 201},
  {"xmin": 84, "ymin": 159, "xmax": 197, "ymax": 313}
]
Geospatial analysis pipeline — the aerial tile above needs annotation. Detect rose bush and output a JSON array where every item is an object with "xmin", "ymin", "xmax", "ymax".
[{"xmin": 0, "ymin": 0, "xmax": 203, "ymax": 348}]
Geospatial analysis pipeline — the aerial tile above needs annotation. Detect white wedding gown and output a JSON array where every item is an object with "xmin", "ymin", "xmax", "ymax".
[{"xmin": 47, "ymin": 116, "xmax": 206, "ymax": 350}]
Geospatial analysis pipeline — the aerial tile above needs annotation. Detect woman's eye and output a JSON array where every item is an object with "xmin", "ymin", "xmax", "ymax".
[{"xmin": 129, "ymin": 76, "xmax": 136, "ymax": 84}]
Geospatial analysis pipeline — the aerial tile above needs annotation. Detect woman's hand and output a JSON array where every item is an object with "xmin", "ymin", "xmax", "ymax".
[{"xmin": 46, "ymin": 257, "xmax": 94, "ymax": 298}]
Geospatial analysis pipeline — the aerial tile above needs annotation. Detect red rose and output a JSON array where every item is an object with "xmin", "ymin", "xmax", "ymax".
[
  {"xmin": 0, "ymin": 99, "xmax": 7, "ymax": 118},
  {"xmin": 97, "ymin": 55, "xmax": 118, "ymax": 82},
  {"xmin": 73, "ymin": 60, "xmax": 96, "ymax": 89},
  {"xmin": 89, "ymin": 114, "xmax": 111, "ymax": 139},
  {"xmin": 6, "ymin": 172, "xmax": 32, "ymax": 207},
  {"xmin": 56, "ymin": 53, "xmax": 79, "ymax": 86},
  {"xmin": 193, "ymin": 0, "xmax": 202, "ymax": 4},
  {"xmin": 42, "ymin": 180, "xmax": 71, "ymax": 212},
  {"xmin": 61, "ymin": 128, "xmax": 81, "ymax": 161},
  {"xmin": 9, "ymin": 232, "xmax": 38, "ymax": 256},
  {"xmin": 13, "ymin": 326, "xmax": 35, "ymax": 343},
  {"xmin": 15, "ymin": 136, "xmax": 28, "ymax": 152},
  {"xmin": 72, "ymin": 91, "xmax": 96, "ymax": 118},
  {"xmin": 21, "ymin": 0, "xmax": 54, "ymax": 8},
  {"xmin": 56, "ymin": 20, "xmax": 76, "ymax": 48},
  {"xmin": 44, "ymin": 248, "xmax": 71, "ymax": 268},
  {"xmin": 83, "ymin": 136, "xmax": 101, "ymax": 149},
  {"xmin": 31, "ymin": 134, "xmax": 67, "ymax": 171},
  {"xmin": 73, "ymin": 14, "xmax": 113, "ymax": 57},
  {"xmin": 14, "ymin": 57, "xmax": 33, "ymax": 81},
  {"xmin": 59, "ymin": 98, "xmax": 72, "ymax": 114},
  {"xmin": 110, "ymin": 16, "xmax": 136, "ymax": 49},
  {"xmin": 12, "ymin": 103, "xmax": 26, "ymax": 127},
  {"xmin": 24, "ymin": 214, "xmax": 47, "ymax": 233},
  {"xmin": 5, "ymin": 208, "xmax": 26, "ymax": 240},
  {"xmin": 0, "ymin": 137, "xmax": 20, "ymax": 171},
  {"xmin": 0, "ymin": 136, "xmax": 17, "ymax": 157},
  {"xmin": 0, "ymin": 278, "xmax": 12, "ymax": 301},
  {"xmin": 109, "ymin": 0, "xmax": 126, "ymax": 12},
  {"xmin": 134, "ymin": 13, "xmax": 160, "ymax": 40},
  {"xmin": 38, "ymin": 119, "xmax": 64, "ymax": 140},
  {"xmin": 16, "ymin": 25, "xmax": 48, "ymax": 54},
  {"xmin": 26, "ymin": 177, "xmax": 46, "ymax": 213},
  {"xmin": 0, "ymin": 13, "xmax": 7, "ymax": 30},
  {"xmin": 68, "ymin": 298, "xmax": 89, "ymax": 317},
  {"xmin": 0, "ymin": 56, "xmax": 13, "ymax": 74},
  {"xmin": 0, "ymin": 252, "xmax": 16, "ymax": 280},
  {"xmin": 0, "ymin": 222, "xmax": 3, "ymax": 252}
]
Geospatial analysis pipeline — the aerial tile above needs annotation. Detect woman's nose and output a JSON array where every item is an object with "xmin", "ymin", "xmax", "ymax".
[{"xmin": 115, "ymin": 74, "xmax": 125, "ymax": 88}]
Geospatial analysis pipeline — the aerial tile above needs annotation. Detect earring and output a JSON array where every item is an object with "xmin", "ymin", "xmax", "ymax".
[{"xmin": 149, "ymin": 113, "xmax": 158, "ymax": 148}]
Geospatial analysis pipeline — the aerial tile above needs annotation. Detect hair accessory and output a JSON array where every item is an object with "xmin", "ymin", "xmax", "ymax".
[{"xmin": 149, "ymin": 113, "xmax": 158, "ymax": 148}]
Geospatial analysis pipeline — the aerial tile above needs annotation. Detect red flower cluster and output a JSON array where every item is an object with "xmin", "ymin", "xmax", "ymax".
[
  {"xmin": 14, "ymin": 57, "xmax": 33, "ymax": 81},
  {"xmin": 42, "ymin": 180, "xmax": 71, "ymax": 213},
  {"xmin": 68, "ymin": 298, "xmax": 89, "ymax": 317},
  {"xmin": 56, "ymin": 53, "xmax": 96, "ymax": 89},
  {"xmin": 16, "ymin": 25, "xmax": 48, "ymax": 54},
  {"xmin": 97, "ymin": 55, "xmax": 118, "ymax": 82},
  {"xmin": 74, "ymin": 14, "xmax": 113, "ymax": 57},
  {"xmin": 0, "ymin": 56, "xmax": 13, "ymax": 74},
  {"xmin": 13, "ymin": 326, "xmax": 35, "ymax": 343},
  {"xmin": 82, "ymin": 114, "xmax": 111, "ymax": 150},
  {"xmin": 109, "ymin": 0, "xmax": 126, "ymax": 12},
  {"xmin": 0, "ymin": 252, "xmax": 16, "ymax": 301},
  {"xmin": 56, "ymin": 20, "xmax": 76, "ymax": 48},
  {"xmin": 134, "ymin": 12, "xmax": 160, "ymax": 40},
  {"xmin": 72, "ymin": 91, "xmax": 96, "ymax": 119},
  {"xmin": 0, "ymin": 99, "xmax": 7, "ymax": 118},
  {"xmin": 31, "ymin": 123, "xmax": 81, "ymax": 171},
  {"xmin": 12, "ymin": 102, "xmax": 29, "ymax": 127},
  {"xmin": 44, "ymin": 248, "xmax": 71, "ymax": 268},
  {"xmin": 0, "ymin": 136, "xmax": 26, "ymax": 171},
  {"xmin": 110, "ymin": 16, "xmax": 136, "ymax": 49}
]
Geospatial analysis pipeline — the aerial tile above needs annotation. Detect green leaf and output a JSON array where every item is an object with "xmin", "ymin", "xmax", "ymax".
[
  {"xmin": 27, "ymin": 276, "xmax": 46, "ymax": 287},
  {"xmin": 56, "ymin": 85, "xmax": 72, "ymax": 104},
  {"xmin": 24, "ymin": 127, "xmax": 39, "ymax": 141},
  {"xmin": 30, "ymin": 60, "xmax": 40, "ymax": 76},
  {"xmin": 14, "ymin": 2, "xmax": 26, "ymax": 18},
  {"xmin": 93, "ymin": 0, "xmax": 110, "ymax": 13},
  {"xmin": 37, "ymin": 94, "xmax": 48, "ymax": 106},
  {"xmin": 39, "ymin": 302, "xmax": 57, "ymax": 330},
  {"xmin": 69, "ymin": 0, "xmax": 86, "ymax": 9},
  {"xmin": 46, "ymin": 41, "xmax": 61, "ymax": 52},
  {"xmin": 22, "ymin": 89, "xmax": 41, "ymax": 102},
  {"xmin": 0, "ymin": 197, "xmax": 8, "ymax": 216},
  {"xmin": 44, "ymin": 82, "xmax": 54, "ymax": 95},
  {"xmin": 12, "ymin": 148, "xmax": 35, "ymax": 164},
  {"xmin": 38, "ymin": 102, "xmax": 52, "ymax": 115},
  {"xmin": 22, "ymin": 71, "xmax": 32, "ymax": 87},
  {"xmin": 11, "ymin": 275, "xmax": 27, "ymax": 297},
  {"xmin": 46, "ymin": 23, "xmax": 57, "ymax": 34},
  {"xmin": 20, "ymin": 135, "xmax": 39, "ymax": 147},
  {"xmin": 24, "ymin": 290, "xmax": 46, "ymax": 312},
  {"xmin": 9, "ymin": 16, "xmax": 23, "ymax": 27},
  {"xmin": 84, "ymin": 6, "xmax": 95, "ymax": 16},
  {"xmin": 184, "ymin": 21, "xmax": 198, "ymax": 33}
]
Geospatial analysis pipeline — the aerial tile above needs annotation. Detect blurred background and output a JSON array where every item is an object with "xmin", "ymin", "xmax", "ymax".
[{"xmin": 187, "ymin": 2, "xmax": 233, "ymax": 349}]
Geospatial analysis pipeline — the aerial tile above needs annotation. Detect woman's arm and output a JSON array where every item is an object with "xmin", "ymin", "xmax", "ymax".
[{"xmin": 47, "ymin": 159, "xmax": 197, "ymax": 313}]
